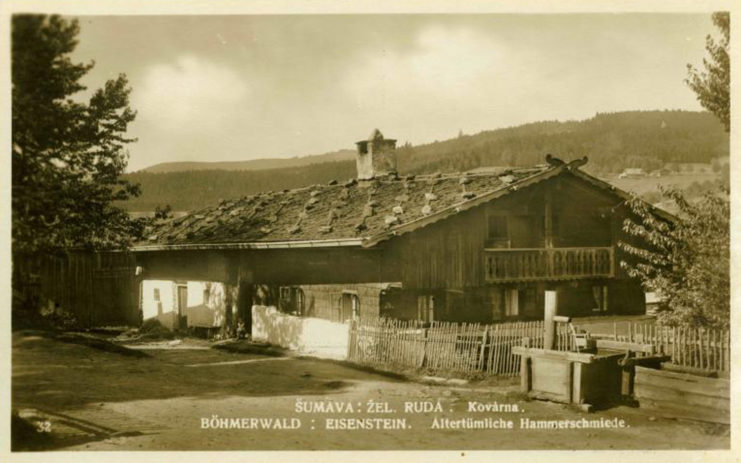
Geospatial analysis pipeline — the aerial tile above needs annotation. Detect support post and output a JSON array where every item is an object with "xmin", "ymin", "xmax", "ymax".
[
  {"xmin": 544, "ymin": 190, "xmax": 554, "ymax": 249},
  {"xmin": 136, "ymin": 278, "xmax": 144, "ymax": 327},
  {"xmin": 222, "ymin": 255, "xmax": 239, "ymax": 337},
  {"xmin": 223, "ymin": 282, "xmax": 236, "ymax": 336},
  {"xmin": 544, "ymin": 290, "xmax": 558, "ymax": 350},
  {"xmin": 621, "ymin": 365, "xmax": 634, "ymax": 397}
]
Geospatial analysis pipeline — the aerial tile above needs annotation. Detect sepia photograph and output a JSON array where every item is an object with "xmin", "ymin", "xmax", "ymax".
[{"xmin": 1, "ymin": 0, "xmax": 737, "ymax": 459}]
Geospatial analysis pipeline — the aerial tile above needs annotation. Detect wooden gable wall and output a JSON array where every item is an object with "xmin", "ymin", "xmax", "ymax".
[{"xmin": 388, "ymin": 172, "xmax": 628, "ymax": 290}]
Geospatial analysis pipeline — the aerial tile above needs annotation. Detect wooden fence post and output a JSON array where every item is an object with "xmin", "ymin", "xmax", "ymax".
[{"xmin": 419, "ymin": 327, "xmax": 428, "ymax": 368}]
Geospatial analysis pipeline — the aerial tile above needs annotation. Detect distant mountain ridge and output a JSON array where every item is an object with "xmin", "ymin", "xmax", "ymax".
[
  {"xmin": 395, "ymin": 110, "xmax": 727, "ymax": 175},
  {"xmin": 121, "ymin": 110, "xmax": 728, "ymax": 212},
  {"xmin": 139, "ymin": 149, "xmax": 355, "ymax": 173}
]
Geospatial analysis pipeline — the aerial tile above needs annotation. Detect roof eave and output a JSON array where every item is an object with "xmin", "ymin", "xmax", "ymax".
[{"xmin": 131, "ymin": 238, "xmax": 365, "ymax": 252}]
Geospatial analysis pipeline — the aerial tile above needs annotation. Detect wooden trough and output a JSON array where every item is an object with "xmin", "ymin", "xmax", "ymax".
[
  {"xmin": 633, "ymin": 365, "xmax": 730, "ymax": 424},
  {"xmin": 512, "ymin": 300, "xmax": 658, "ymax": 411},
  {"xmin": 513, "ymin": 346, "xmax": 625, "ymax": 411}
]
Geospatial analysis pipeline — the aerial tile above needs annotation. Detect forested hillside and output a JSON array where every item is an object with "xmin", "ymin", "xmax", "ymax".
[
  {"xmin": 140, "ymin": 149, "xmax": 354, "ymax": 173},
  {"xmin": 396, "ymin": 110, "xmax": 727, "ymax": 175},
  {"xmin": 125, "ymin": 162, "xmax": 358, "ymax": 211},
  {"xmin": 122, "ymin": 110, "xmax": 728, "ymax": 212}
]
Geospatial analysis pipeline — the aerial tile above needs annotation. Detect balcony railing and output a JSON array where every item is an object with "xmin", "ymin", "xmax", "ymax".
[{"xmin": 484, "ymin": 247, "xmax": 614, "ymax": 282}]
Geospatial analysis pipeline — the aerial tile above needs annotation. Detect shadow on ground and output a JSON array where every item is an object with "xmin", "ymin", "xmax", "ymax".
[
  {"xmin": 12, "ymin": 331, "xmax": 397, "ymax": 412},
  {"xmin": 11, "ymin": 331, "xmax": 730, "ymax": 452}
]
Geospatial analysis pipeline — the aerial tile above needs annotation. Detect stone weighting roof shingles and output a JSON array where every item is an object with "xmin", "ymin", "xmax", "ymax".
[{"xmin": 136, "ymin": 165, "xmax": 553, "ymax": 250}]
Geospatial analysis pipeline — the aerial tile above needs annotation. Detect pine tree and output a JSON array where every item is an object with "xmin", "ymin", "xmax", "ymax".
[{"xmin": 12, "ymin": 15, "xmax": 144, "ymax": 253}]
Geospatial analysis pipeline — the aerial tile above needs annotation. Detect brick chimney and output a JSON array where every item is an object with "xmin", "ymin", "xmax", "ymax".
[{"xmin": 355, "ymin": 129, "xmax": 397, "ymax": 180}]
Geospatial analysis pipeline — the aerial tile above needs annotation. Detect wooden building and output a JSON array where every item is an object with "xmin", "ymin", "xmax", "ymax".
[
  {"xmin": 133, "ymin": 130, "xmax": 669, "ymax": 332},
  {"xmin": 13, "ymin": 251, "xmax": 140, "ymax": 328}
]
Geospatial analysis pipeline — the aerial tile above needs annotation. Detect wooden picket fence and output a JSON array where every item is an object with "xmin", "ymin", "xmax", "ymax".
[
  {"xmin": 554, "ymin": 322, "xmax": 579, "ymax": 352},
  {"xmin": 482, "ymin": 321, "xmax": 546, "ymax": 376},
  {"xmin": 347, "ymin": 318, "xmax": 546, "ymax": 376},
  {"xmin": 346, "ymin": 317, "xmax": 730, "ymax": 377},
  {"xmin": 617, "ymin": 322, "xmax": 730, "ymax": 373},
  {"xmin": 347, "ymin": 318, "xmax": 427, "ymax": 369}
]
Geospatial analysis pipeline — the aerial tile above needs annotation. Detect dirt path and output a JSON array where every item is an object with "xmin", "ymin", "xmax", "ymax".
[{"xmin": 11, "ymin": 332, "xmax": 729, "ymax": 451}]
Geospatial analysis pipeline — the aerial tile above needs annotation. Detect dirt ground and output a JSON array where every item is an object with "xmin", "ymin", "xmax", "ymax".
[{"xmin": 11, "ymin": 332, "xmax": 729, "ymax": 451}]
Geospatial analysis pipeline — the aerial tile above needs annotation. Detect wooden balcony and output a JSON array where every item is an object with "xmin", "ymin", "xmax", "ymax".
[{"xmin": 484, "ymin": 247, "xmax": 615, "ymax": 282}]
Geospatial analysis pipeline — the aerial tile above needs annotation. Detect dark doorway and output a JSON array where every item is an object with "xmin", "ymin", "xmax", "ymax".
[
  {"xmin": 176, "ymin": 285, "xmax": 188, "ymax": 330},
  {"xmin": 237, "ymin": 281, "xmax": 254, "ymax": 335}
]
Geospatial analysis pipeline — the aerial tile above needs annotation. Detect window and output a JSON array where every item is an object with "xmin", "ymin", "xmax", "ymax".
[
  {"xmin": 279, "ymin": 287, "xmax": 292, "ymax": 312},
  {"xmin": 488, "ymin": 215, "xmax": 509, "ymax": 246},
  {"xmin": 491, "ymin": 288, "xmax": 522, "ymax": 320},
  {"xmin": 504, "ymin": 289, "xmax": 519, "ymax": 317},
  {"xmin": 417, "ymin": 295, "xmax": 435, "ymax": 322},
  {"xmin": 340, "ymin": 292, "xmax": 360, "ymax": 321},
  {"xmin": 278, "ymin": 287, "xmax": 306, "ymax": 315},
  {"xmin": 592, "ymin": 285, "xmax": 608, "ymax": 312},
  {"xmin": 521, "ymin": 287, "xmax": 537, "ymax": 316},
  {"xmin": 379, "ymin": 288, "xmax": 394, "ymax": 317},
  {"xmin": 153, "ymin": 288, "xmax": 160, "ymax": 301}
]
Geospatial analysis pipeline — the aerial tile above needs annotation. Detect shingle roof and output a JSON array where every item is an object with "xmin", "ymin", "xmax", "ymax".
[{"xmin": 135, "ymin": 165, "xmax": 555, "ymax": 250}]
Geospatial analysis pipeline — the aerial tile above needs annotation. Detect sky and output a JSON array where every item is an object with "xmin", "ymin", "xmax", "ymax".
[{"xmin": 69, "ymin": 14, "xmax": 715, "ymax": 172}]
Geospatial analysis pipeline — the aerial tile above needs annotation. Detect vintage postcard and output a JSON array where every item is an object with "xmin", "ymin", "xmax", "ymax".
[{"xmin": 1, "ymin": 0, "xmax": 738, "ymax": 461}]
